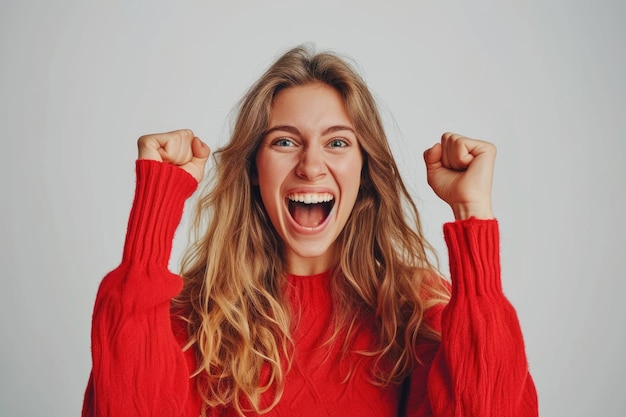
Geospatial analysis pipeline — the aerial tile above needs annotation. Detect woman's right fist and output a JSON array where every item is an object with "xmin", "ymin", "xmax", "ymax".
[{"xmin": 137, "ymin": 129, "xmax": 210, "ymax": 182}]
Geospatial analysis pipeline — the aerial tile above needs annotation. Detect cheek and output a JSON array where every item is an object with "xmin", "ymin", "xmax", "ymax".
[
  {"xmin": 256, "ymin": 150, "xmax": 292, "ymax": 183},
  {"xmin": 257, "ymin": 176, "xmax": 278, "ymax": 206},
  {"xmin": 255, "ymin": 168, "xmax": 284, "ymax": 218},
  {"xmin": 343, "ymin": 157, "xmax": 364, "ymax": 191},
  {"xmin": 256, "ymin": 164, "xmax": 282, "ymax": 196},
  {"xmin": 255, "ymin": 153, "xmax": 276, "ymax": 190}
]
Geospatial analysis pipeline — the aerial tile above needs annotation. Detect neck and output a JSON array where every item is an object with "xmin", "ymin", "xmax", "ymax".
[{"xmin": 285, "ymin": 249, "xmax": 338, "ymax": 276}]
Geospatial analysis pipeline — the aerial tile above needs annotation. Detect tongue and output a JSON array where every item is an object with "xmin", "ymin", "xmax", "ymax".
[{"xmin": 292, "ymin": 203, "xmax": 326, "ymax": 228}]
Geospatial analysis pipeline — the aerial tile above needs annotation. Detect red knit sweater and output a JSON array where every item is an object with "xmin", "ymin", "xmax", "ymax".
[{"xmin": 82, "ymin": 160, "xmax": 538, "ymax": 417}]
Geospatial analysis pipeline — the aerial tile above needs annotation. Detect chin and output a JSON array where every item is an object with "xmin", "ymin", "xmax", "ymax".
[{"xmin": 284, "ymin": 238, "xmax": 338, "ymax": 269}]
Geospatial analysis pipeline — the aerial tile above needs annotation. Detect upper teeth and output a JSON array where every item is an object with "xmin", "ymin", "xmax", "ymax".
[{"xmin": 288, "ymin": 193, "xmax": 334, "ymax": 204}]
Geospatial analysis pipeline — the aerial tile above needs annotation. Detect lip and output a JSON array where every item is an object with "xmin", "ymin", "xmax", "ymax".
[{"xmin": 283, "ymin": 187, "xmax": 337, "ymax": 235}]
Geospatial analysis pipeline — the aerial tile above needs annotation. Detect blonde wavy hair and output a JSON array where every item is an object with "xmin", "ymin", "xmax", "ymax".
[{"xmin": 176, "ymin": 44, "xmax": 450, "ymax": 416}]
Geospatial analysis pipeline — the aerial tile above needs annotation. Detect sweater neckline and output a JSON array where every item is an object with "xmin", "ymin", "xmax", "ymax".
[{"xmin": 286, "ymin": 269, "xmax": 333, "ymax": 280}]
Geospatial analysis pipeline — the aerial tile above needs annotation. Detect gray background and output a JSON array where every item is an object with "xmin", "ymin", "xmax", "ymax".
[{"xmin": 2, "ymin": 0, "xmax": 624, "ymax": 416}]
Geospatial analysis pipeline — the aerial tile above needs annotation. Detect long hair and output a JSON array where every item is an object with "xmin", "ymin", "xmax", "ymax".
[{"xmin": 176, "ymin": 44, "xmax": 450, "ymax": 416}]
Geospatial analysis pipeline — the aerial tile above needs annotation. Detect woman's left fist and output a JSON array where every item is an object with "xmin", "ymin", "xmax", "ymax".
[{"xmin": 423, "ymin": 132, "xmax": 496, "ymax": 220}]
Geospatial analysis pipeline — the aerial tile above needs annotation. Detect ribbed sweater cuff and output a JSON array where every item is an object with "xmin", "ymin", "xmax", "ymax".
[
  {"xmin": 121, "ymin": 160, "xmax": 198, "ymax": 266},
  {"xmin": 443, "ymin": 217, "xmax": 502, "ymax": 299}
]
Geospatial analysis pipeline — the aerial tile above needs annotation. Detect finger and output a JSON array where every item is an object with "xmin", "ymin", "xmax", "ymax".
[
  {"xmin": 463, "ymin": 137, "xmax": 497, "ymax": 159},
  {"xmin": 156, "ymin": 129, "xmax": 195, "ymax": 165},
  {"xmin": 442, "ymin": 132, "xmax": 474, "ymax": 171},
  {"xmin": 440, "ymin": 133, "xmax": 452, "ymax": 169},
  {"xmin": 445, "ymin": 134, "xmax": 497, "ymax": 192},
  {"xmin": 138, "ymin": 129, "xmax": 195, "ymax": 163},
  {"xmin": 423, "ymin": 142, "xmax": 443, "ymax": 167},
  {"xmin": 463, "ymin": 138, "xmax": 497, "ymax": 181},
  {"xmin": 137, "ymin": 135, "xmax": 164, "ymax": 161}
]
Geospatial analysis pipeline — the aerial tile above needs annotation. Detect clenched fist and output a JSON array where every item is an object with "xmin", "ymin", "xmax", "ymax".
[
  {"xmin": 423, "ymin": 132, "xmax": 496, "ymax": 220},
  {"xmin": 137, "ymin": 129, "xmax": 210, "ymax": 182}
]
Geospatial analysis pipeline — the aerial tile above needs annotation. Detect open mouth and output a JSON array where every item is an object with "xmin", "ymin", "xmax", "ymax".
[{"xmin": 287, "ymin": 192, "xmax": 335, "ymax": 228}]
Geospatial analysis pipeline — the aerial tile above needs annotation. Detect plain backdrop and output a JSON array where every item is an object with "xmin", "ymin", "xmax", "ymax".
[{"xmin": 1, "ymin": 0, "xmax": 625, "ymax": 416}]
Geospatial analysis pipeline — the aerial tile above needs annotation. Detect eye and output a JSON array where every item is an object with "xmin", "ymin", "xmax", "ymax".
[
  {"xmin": 328, "ymin": 138, "xmax": 348, "ymax": 148},
  {"xmin": 273, "ymin": 138, "xmax": 295, "ymax": 147}
]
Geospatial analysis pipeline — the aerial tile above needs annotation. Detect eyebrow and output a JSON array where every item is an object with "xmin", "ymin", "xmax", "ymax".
[{"xmin": 264, "ymin": 125, "xmax": 356, "ymax": 136}]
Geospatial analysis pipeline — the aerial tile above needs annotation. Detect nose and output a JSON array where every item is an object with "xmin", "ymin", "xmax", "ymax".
[{"xmin": 296, "ymin": 147, "xmax": 327, "ymax": 181}]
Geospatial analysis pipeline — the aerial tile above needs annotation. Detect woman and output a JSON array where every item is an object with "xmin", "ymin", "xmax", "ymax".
[{"xmin": 83, "ymin": 45, "xmax": 538, "ymax": 416}]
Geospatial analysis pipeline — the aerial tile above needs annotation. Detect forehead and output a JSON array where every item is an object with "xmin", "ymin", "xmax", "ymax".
[{"xmin": 268, "ymin": 82, "xmax": 353, "ymax": 129}]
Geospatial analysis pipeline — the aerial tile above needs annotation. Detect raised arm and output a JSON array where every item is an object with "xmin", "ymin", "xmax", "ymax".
[
  {"xmin": 82, "ymin": 130, "xmax": 209, "ymax": 417},
  {"xmin": 407, "ymin": 133, "xmax": 538, "ymax": 416}
]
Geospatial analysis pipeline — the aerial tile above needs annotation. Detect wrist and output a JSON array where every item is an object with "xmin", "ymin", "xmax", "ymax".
[
  {"xmin": 451, "ymin": 202, "xmax": 494, "ymax": 220},
  {"xmin": 122, "ymin": 160, "xmax": 198, "ymax": 265}
]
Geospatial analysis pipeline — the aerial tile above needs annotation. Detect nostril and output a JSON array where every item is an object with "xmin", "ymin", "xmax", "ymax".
[{"xmin": 296, "ymin": 154, "xmax": 327, "ymax": 179}]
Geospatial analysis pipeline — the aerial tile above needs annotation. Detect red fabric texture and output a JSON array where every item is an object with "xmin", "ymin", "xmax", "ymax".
[{"xmin": 82, "ymin": 160, "xmax": 538, "ymax": 417}]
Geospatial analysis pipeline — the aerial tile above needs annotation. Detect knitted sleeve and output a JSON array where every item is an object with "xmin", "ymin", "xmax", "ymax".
[
  {"xmin": 82, "ymin": 160, "xmax": 200, "ymax": 417},
  {"xmin": 407, "ymin": 218, "xmax": 538, "ymax": 416}
]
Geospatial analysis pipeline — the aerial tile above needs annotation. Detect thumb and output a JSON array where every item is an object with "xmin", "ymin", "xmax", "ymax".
[
  {"xmin": 186, "ymin": 137, "xmax": 210, "ymax": 182},
  {"xmin": 191, "ymin": 136, "xmax": 210, "ymax": 161}
]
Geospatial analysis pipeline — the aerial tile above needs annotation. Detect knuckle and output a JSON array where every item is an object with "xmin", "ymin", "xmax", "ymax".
[
  {"xmin": 137, "ymin": 135, "xmax": 151, "ymax": 148},
  {"xmin": 484, "ymin": 141, "xmax": 497, "ymax": 153},
  {"xmin": 175, "ymin": 129, "xmax": 193, "ymax": 141}
]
